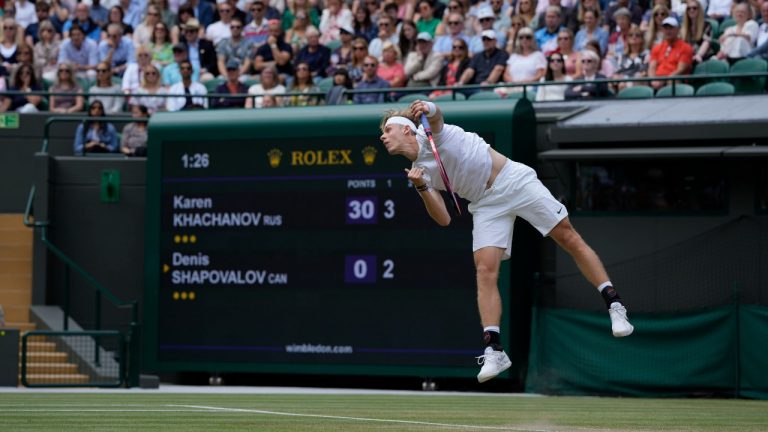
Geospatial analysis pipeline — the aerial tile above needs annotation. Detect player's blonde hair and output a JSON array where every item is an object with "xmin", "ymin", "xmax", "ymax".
[{"xmin": 379, "ymin": 108, "xmax": 417, "ymax": 133}]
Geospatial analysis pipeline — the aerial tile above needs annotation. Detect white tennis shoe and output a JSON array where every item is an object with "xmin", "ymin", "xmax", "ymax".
[
  {"xmin": 476, "ymin": 347, "xmax": 511, "ymax": 383},
  {"xmin": 609, "ymin": 302, "xmax": 634, "ymax": 337}
]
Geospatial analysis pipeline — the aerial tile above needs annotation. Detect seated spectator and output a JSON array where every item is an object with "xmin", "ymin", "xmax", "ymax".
[
  {"xmin": 295, "ymin": 27, "xmax": 331, "ymax": 81},
  {"xmin": 216, "ymin": 18, "xmax": 255, "ymax": 78},
  {"xmin": 536, "ymin": 52, "xmax": 573, "ymax": 101},
  {"xmin": 433, "ymin": 13, "xmax": 470, "ymax": 56},
  {"xmin": 166, "ymin": 59, "xmax": 208, "ymax": 111},
  {"xmin": 404, "ymin": 32, "xmax": 442, "ymax": 87},
  {"xmin": 133, "ymin": 64, "xmax": 168, "ymax": 114},
  {"xmin": 497, "ymin": 27, "xmax": 546, "ymax": 96},
  {"xmin": 536, "ymin": 0, "xmax": 577, "ymax": 33},
  {"xmin": 122, "ymin": 45, "xmax": 154, "ymax": 94},
  {"xmin": 457, "ymin": 29, "xmax": 508, "ymax": 91},
  {"xmin": 363, "ymin": 0, "xmax": 383, "ymax": 28},
  {"xmin": 9, "ymin": 43, "xmax": 34, "ymax": 81},
  {"xmin": 347, "ymin": 37, "xmax": 370, "ymax": 82},
  {"xmin": 183, "ymin": 0, "xmax": 214, "ymax": 30},
  {"xmin": 245, "ymin": 65, "xmax": 285, "ymax": 108},
  {"xmin": 24, "ymin": 2, "xmax": 50, "ymax": 46},
  {"xmin": 285, "ymin": 10, "xmax": 317, "ymax": 53},
  {"xmin": 212, "ymin": 59, "xmax": 248, "ymax": 108},
  {"xmin": 681, "ymin": 0, "xmax": 715, "ymax": 65},
  {"xmin": 606, "ymin": 8, "xmax": 632, "ymax": 62},
  {"xmin": 368, "ymin": 14, "xmax": 399, "ymax": 59},
  {"xmin": 121, "ymin": 104, "xmax": 149, "ymax": 156},
  {"xmin": 163, "ymin": 43, "xmax": 200, "ymax": 85},
  {"xmin": 3, "ymin": 63, "xmax": 44, "ymax": 112},
  {"xmin": 747, "ymin": 2, "xmax": 768, "ymax": 61},
  {"xmin": 649, "ymin": 17, "xmax": 693, "ymax": 90},
  {"xmin": 429, "ymin": 37, "xmax": 470, "ymax": 99},
  {"xmin": 150, "ymin": 22, "xmax": 174, "ymax": 67},
  {"xmin": 73, "ymin": 100, "xmax": 119, "ymax": 155},
  {"xmin": 399, "ymin": 21, "xmax": 418, "ymax": 60},
  {"xmin": 706, "ymin": 0, "xmax": 731, "ymax": 22},
  {"xmin": 716, "ymin": 2, "xmax": 758, "ymax": 64},
  {"xmin": 205, "ymin": 2, "xmax": 234, "ymax": 46},
  {"xmin": 253, "ymin": 19, "xmax": 294, "ymax": 79},
  {"xmin": 33, "ymin": 20, "xmax": 61, "ymax": 82},
  {"xmin": 515, "ymin": 0, "xmax": 538, "ymax": 29},
  {"xmin": 644, "ymin": 5, "xmax": 671, "ymax": 48},
  {"xmin": 565, "ymin": 49, "xmax": 610, "ymax": 99},
  {"xmin": 415, "ymin": 0, "xmax": 441, "ymax": 37},
  {"xmin": 470, "ymin": 7, "xmax": 506, "ymax": 54},
  {"xmin": 556, "ymin": 29, "xmax": 578, "ymax": 77},
  {"xmin": 64, "ymin": 3, "xmax": 101, "ymax": 41},
  {"xmin": 378, "ymin": 40, "xmax": 407, "ymax": 87},
  {"xmin": 575, "ymin": 39, "xmax": 614, "ymax": 78},
  {"xmin": 612, "ymin": 25, "xmax": 650, "ymax": 91},
  {"xmin": 352, "ymin": 5, "xmax": 377, "ymax": 42},
  {"xmin": 325, "ymin": 66, "xmax": 353, "ymax": 105},
  {"xmin": 574, "ymin": 8, "xmax": 608, "ymax": 55},
  {"xmin": 327, "ymin": 25, "xmax": 355, "ymax": 75},
  {"xmin": 319, "ymin": 0, "xmax": 353, "ymax": 45},
  {"xmin": 533, "ymin": 6, "xmax": 563, "ymax": 55},
  {"xmin": 171, "ymin": 4, "xmax": 196, "ymax": 44},
  {"xmin": 353, "ymin": 55, "xmax": 389, "ymax": 104},
  {"xmin": 89, "ymin": 62, "xmax": 124, "ymax": 114},
  {"xmin": 89, "ymin": 0, "xmax": 109, "ymax": 29},
  {"xmin": 98, "ymin": 24, "xmax": 135, "ymax": 76},
  {"xmin": 58, "ymin": 23, "xmax": 99, "ymax": 80},
  {"xmin": 2, "ymin": 18, "xmax": 22, "ymax": 69},
  {"xmin": 103, "ymin": 6, "xmax": 134, "ymax": 41},
  {"xmin": 181, "ymin": 19, "xmax": 217, "ymax": 81},
  {"xmin": 283, "ymin": 0, "xmax": 320, "ymax": 34},
  {"xmin": 243, "ymin": 0, "xmax": 270, "ymax": 48},
  {"xmin": 603, "ymin": 0, "xmax": 643, "ymax": 32},
  {"xmin": 504, "ymin": 15, "xmax": 526, "ymax": 55},
  {"xmin": 285, "ymin": 61, "xmax": 321, "ymax": 106},
  {"xmin": 261, "ymin": 94, "xmax": 278, "ymax": 107},
  {"xmin": 14, "ymin": 0, "xmax": 38, "ymax": 31},
  {"xmin": 49, "ymin": 62, "xmax": 85, "ymax": 113},
  {"xmin": 134, "ymin": 4, "xmax": 162, "ymax": 47}
]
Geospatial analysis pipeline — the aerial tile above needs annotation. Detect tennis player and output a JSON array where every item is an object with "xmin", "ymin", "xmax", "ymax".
[{"xmin": 379, "ymin": 100, "xmax": 634, "ymax": 383}]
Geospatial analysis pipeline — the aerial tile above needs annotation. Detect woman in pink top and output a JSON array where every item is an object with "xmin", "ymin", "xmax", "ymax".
[{"xmin": 377, "ymin": 41, "xmax": 407, "ymax": 87}]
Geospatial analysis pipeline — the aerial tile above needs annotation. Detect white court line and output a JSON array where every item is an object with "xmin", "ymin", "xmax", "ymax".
[
  {"xmin": 2, "ymin": 409, "xmax": 211, "ymax": 412},
  {"xmin": 170, "ymin": 404, "xmax": 558, "ymax": 432}
]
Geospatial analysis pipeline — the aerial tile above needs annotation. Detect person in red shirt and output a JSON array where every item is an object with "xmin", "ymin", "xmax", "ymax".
[{"xmin": 649, "ymin": 17, "xmax": 693, "ymax": 90}]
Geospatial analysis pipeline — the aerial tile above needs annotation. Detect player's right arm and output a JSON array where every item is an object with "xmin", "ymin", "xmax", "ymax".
[{"xmin": 406, "ymin": 167, "xmax": 451, "ymax": 226}]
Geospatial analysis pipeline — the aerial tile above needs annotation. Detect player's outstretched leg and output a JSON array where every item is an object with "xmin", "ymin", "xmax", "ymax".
[
  {"xmin": 474, "ymin": 248, "xmax": 512, "ymax": 382},
  {"xmin": 549, "ymin": 218, "xmax": 634, "ymax": 337}
]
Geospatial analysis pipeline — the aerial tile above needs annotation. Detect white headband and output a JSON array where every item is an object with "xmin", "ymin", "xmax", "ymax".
[{"xmin": 385, "ymin": 116, "xmax": 417, "ymax": 133}]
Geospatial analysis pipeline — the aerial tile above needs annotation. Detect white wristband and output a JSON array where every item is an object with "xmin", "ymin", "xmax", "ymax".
[{"xmin": 425, "ymin": 101, "xmax": 437, "ymax": 118}]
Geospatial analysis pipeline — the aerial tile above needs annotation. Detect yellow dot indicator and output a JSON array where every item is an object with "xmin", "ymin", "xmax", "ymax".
[
  {"xmin": 181, "ymin": 291, "xmax": 188, "ymax": 300},
  {"xmin": 163, "ymin": 264, "xmax": 170, "ymax": 273},
  {"xmin": 174, "ymin": 235, "xmax": 181, "ymax": 243},
  {"xmin": 182, "ymin": 235, "xmax": 189, "ymax": 243},
  {"xmin": 173, "ymin": 291, "xmax": 179, "ymax": 300},
  {"xmin": 190, "ymin": 235, "xmax": 197, "ymax": 243},
  {"xmin": 189, "ymin": 291, "xmax": 196, "ymax": 300}
]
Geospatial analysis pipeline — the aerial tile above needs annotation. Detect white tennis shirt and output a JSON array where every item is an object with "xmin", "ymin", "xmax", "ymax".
[{"xmin": 412, "ymin": 124, "xmax": 492, "ymax": 203}]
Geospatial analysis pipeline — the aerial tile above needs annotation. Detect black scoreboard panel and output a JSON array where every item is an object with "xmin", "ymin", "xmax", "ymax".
[{"xmin": 149, "ymin": 135, "xmax": 495, "ymax": 375}]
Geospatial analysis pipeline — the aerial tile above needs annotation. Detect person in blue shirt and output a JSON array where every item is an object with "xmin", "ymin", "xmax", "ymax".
[
  {"xmin": 63, "ymin": 3, "xmax": 102, "ymax": 41},
  {"xmin": 73, "ymin": 100, "xmax": 119, "ymax": 155},
  {"xmin": 574, "ymin": 8, "xmax": 609, "ymax": 55},
  {"xmin": 353, "ymin": 55, "xmax": 390, "ymax": 104},
  {"xmin": 98, "ymin": 24, "xmax": 135, "ymax": 76}
]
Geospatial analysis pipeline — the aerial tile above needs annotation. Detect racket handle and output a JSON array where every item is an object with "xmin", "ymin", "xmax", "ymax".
[{"xmin": 419, "ymin": 113, "xmax": 431, "ymax": 133}]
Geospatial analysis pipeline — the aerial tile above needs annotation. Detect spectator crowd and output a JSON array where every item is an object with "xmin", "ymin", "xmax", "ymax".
[{"xmin": 0, "ymin": 0, "xmax": 766, "ymax": 119}]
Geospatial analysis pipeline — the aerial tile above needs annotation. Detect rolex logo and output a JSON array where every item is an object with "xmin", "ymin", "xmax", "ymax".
[
  {"xmin": 267, "ymin": 148, "xmax": 283, "ymax": 168},
  {"xmin": 361, "ymin": 146, "xmax": 377, "ymax": 166}
]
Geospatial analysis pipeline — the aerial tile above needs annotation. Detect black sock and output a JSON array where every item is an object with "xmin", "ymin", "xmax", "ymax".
[
  {"xmin": 483, "ymin": 331, "xmax": 503, "ymax": 351},
  {"xmin": 601, "ymin": 285, "xmax": 622, "ymax": 308}
]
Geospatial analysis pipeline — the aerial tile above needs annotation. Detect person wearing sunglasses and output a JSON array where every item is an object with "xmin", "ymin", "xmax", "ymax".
[
  {"xmin": 379, "ymin": 100, "xmax": 634, "ymax": 381},
  {"xmin": 98, "ymin": 23, "xmax": 135, "ymax": 76},
  {"xmin": 433, "ymin": 13, "xmax": 470, "ymax": 56},
  {"xmin": 368, "ymin": 15, "xmax": 398, "ymax": 59},
  {"xmin": 166, "ymin": 59, "xmax": 208, "ymax": 111},
  {"xmin": 565, "ymin": 48, "xmax": 609, "ymax": 98},
  {"xmin": 404, "ymin": 32, "xmax": 442, "ymax": 87},
  {"xmin": 680, "ymin": 0, "xmax": 714, "ymax": 64},
  {"xmin": 497, "ymin": 26, "xmax": 546, "ymax": 96},
  {"xmin": 206, "ymin": 2, "xmax": 235, "ymax": 46},
  {"xmin": 457, "ymin": 29, "xmax": 508, "ymax": 93},
  {"xmin": 574, "ymin": 8, "xmax": 608, "ymax": 55},
  {"xmin": 216, "ymin": 17, "xmax": 255, "ymax": 78},
  {"xmin": 469, "ymin": 8, "xmax": 506, "ymax": 55},
  {"xmin": 648, "ymin": 16, "xmax": 693, "ymax": 90},
  {"xmin": 89, "ymin": 61, "xmax": 124, "ymax": 114},
  {"xmin": 73, "ymin": 100, "xmax": 119, "ymax": 155},
  {"xmin": 352, "ymin": 55, "xmax": 389, "ymax": 104}
]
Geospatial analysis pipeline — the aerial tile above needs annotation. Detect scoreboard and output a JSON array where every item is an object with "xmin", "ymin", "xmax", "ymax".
[{"xmin": 143, "ymin": 102, "xmax": 536, "ymax": 378}]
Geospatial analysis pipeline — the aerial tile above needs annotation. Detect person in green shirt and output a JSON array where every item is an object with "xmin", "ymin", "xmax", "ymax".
[{"xmin": 415, "ymin": 0, "xmax": 440, "ymax": 37}]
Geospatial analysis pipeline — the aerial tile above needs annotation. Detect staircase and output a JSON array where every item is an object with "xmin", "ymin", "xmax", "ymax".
[{"xmin": 1, "ymin": 214, "xmax": 88, "ymax": 385}]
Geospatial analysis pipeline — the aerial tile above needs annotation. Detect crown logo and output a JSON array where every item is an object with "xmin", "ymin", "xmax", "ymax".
[
  {"xmin": 361, "ymin": 146, "xmax": 377, "ymax": 166},
  {"xmin": 267, "ymin": 148, "xmax": 283, "ymax": 168}
]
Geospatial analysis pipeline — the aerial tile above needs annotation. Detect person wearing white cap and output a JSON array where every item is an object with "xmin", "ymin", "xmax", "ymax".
[
  {"xmin": 378, "ymin": 100, "xmax": 635, "ymax": 382},
  {"xmin": 404, "ymin": 31, "xmax": 443, "ymax": 86},
  {"xmin": 648, "ymin": 16, "xmax": 693, "ymax": 90},
  {"xmin": 469, "ymin": 7, "xmax": 506, "ymax": 54}
]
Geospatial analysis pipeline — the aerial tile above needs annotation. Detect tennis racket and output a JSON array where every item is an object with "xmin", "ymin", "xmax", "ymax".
[{"xmin": 420, "ymin": 114, "xmax": 462, "ymax": 216}]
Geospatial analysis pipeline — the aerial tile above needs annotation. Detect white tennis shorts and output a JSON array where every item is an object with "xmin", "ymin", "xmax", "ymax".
[{"xmin": 467, "ymin": 160, "xmax": 568, "ymax": 260}]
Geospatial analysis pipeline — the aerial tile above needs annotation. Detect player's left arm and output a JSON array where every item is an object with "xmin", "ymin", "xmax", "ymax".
[{"xmin": 410, "ymin": 100, "xmax": 443, "ymax": 135}]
